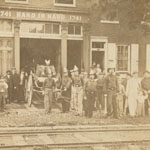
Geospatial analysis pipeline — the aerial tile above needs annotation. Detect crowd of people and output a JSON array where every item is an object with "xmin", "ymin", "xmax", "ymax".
[
  {"xmin": 42, "ymin": 64, "xmax": 150, "ymax": 119},
  {"xmin": 0, "ymin": 63, "xmax": 150, "ymax": 120}
]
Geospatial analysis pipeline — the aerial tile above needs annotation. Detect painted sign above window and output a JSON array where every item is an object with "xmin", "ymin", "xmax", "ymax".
[
  {"xmin": 0, "ymin": 9, "xmax": 88, "ymax": 23},
  {"xmin": 54, "ymin": 0, "xmax": 76, "ymax": 7},
  {"xmin": 5, "ymin": 0, "xmax": 28, "ymax": 4}
]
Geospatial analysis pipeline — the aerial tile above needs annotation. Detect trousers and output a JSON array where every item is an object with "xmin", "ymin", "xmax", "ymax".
[
  {"xmin": 0, "ymin": 93, "xmax": 5, "ymax": 112},
  {"xmin": 85, "ymin": 92, "xmax": 96, "ymax": 118},
  {"xmin": 96, "ymin": 89, "xmax": 104, "ymax": 110},
  {"xmin": 107, "ymin": 90, "xmax": 117, "ymax": 118},
  {"xmin": 44, "ymin": 89, "xmax": 53, "ymax": 114},
  {"xmin": 74, "ymin": 87, "xmax": 83, "ymax": 115}
]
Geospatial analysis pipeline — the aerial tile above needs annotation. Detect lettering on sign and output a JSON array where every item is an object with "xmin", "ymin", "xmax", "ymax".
[
  {"xmin": 70, "ymin": 15, "xmax": 82, "ymax": 21},
  {"xmin": 0, "ymin": 9, "xmax": 87, "ymax": 23},
  {"xmin": 0, "ymin": 10, "xmax": 12, "ymax": 17}
]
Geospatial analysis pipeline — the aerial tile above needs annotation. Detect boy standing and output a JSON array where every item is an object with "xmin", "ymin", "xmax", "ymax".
[
  {"xmin": 136, "ymin": 90, "xmax": 148, "ymax": 117},
  {"xmin": 117, "ymin": 78, "xmax": 125, "ymax": 117}
]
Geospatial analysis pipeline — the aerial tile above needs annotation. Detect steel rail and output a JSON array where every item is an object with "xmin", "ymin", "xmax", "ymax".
[
  {"xmin": 0, "ymin": 139, "xmax": 150, "ymax": 149},
  {"xmin": 0, "ymin": 127, "xmax": 150, "ymax": 135}
]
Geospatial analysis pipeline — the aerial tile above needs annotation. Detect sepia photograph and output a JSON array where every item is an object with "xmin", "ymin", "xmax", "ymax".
[{"xmin": 0, "ymin": 0, "xmax": 150, "ymax": 149}]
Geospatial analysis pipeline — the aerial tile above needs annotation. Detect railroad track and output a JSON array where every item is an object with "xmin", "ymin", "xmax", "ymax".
[{"xmin": 0, "ymin": 125, "xmax": 150, "ymax": 150}]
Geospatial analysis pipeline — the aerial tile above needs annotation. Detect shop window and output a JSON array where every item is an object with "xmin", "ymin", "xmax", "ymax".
[
  {"xmin": 117, "ymin": 45, "xmax": 129, "ymax": 71},
  {"xmin": 54, "ymin": 0, "xmax": 75, "ymax": 7},
  {"xmin": 45, "ymin": 23, "xmax": 60, "ymax": 34},
  {"xmin": 0, "ymin": 20, "xmax": 12, "ymax": 33},
  {"xmin": 92, "ymin": 42, "xmax": 105, "ymax": 49},
  {"xmin": 68, "ymin": 24, "xmax": 81, "ymax": 35},
  {"xmin": 5, "ymin": 0, "xmax": 28, "ymax": 4},
  {"xmin": 21, "ymin": 22, "xmax": 60, "ymax": 34}
]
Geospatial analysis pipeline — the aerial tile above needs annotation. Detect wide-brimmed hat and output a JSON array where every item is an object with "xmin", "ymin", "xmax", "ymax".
[{"xmin": 6, "ymin": 70, "xmax": 11, "ymax": 74}]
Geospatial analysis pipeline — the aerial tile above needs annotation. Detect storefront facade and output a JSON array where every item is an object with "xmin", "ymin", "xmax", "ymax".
[
  {"xmin": 0, "ymin": 0, "xmax": 150, "ymax": 75},
  {"xmin": 0, "ymin": 0, "xmax": 90, "ymax": 74}
]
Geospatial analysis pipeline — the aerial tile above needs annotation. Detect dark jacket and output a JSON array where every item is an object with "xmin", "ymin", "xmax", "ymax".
[
  {"xmin": 141, "ymin": 77, "xmax": 150, "ymax": 91},
  {"xmin": 103, "ymin": 74, "xmax": 119, "ymax": 93}
]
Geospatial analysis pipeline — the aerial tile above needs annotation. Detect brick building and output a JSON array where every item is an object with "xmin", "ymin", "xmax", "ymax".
[{"xmin": 0, "ymin": 0, "xmax": 149, "ymax": 76}]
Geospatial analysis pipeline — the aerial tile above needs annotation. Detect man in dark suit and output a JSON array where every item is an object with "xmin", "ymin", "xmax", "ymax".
[
  {"xmin": 18, "ymin": 69, "xmax": 27, "ymax": 103},
  {"xmin": 61, "ymin": 67, "xmax": 71, "ymax": 113},
  {"xmin": 103, "ymin": 68, "xmax": 119, "ymax": 118},
  {"xmin": 11, "ymin": 67, "xmax": 20, "ymax": 103}
]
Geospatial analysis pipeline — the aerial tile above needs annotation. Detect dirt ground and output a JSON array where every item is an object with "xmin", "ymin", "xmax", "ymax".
[{"xmin": 0, "ymin": 103, "xmax": 150, "ymax": 127}]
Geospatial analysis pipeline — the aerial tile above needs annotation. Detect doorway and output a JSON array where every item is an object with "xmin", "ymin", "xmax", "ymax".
[
  {"xmin": 67, "ymin": 40, "xmax": 82, "ymax": 71},
  {"xmin": 20, "ymin": 38, "xmax": 61, "ymax": 72},
  {"xmin": 92, "ymin": 51, "xmax": 104, "ymax": 70}
]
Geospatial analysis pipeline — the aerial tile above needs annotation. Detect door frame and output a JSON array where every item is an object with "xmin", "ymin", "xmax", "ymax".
[{"xmin": 90, "ymin": 36, "xmax": 108, "ymax": 72}]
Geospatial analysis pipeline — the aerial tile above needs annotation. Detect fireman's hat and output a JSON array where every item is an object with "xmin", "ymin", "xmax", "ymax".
[
  {"xmin": 73, "ymin": 65, "xmax": 78, "ymax": 71},
  {"xmin": 63, "ymin": 67, "xmax": 68, "ymax": 73}
]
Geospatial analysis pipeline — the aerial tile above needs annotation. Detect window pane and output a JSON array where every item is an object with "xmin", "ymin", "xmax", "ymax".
[
  {"xmin": 75, "ymin": 25, "xmax": 81, "ymax": 35},
  {"xmin": 53, "ymin": 24, "xmax": 59, "ymax": 34},
  {"xmin": 36, "ymin": 24, "xmax": 44, "ymax": 33},
  {"xmin": 68, "ymin": 25, "xmax": 74, "ymax": 34},
  {"xmin": 55, "ymin": 0, "xmax": 74, "ymax": 4},
  {"xmin": 117, "ymin": 45, "xmax": 128, "ymax": 71},
  {"xmin": 92, "ymin": 42, "xmax": 105, "ymax": 49},
  {"xmin": 45, "ymin": 24, "xmax": 53, "ymax": 34},
  {"xmin": 29, "ymin": 24, "xmax": 37, "ymax": 33}
]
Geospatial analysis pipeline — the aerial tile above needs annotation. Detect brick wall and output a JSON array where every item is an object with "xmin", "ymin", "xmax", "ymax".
[{"xmin": 0, "ymin": 0, "xmax": 89, "ymax": 12}]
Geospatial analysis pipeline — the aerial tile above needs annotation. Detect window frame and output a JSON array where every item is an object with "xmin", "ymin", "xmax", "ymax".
[
  {"xmin": 54, "ymin": 0, "xmax": 76, "ymax": 7},
  {"xmin": 5, "ymin": 0, "xmax": 29, "ymax": 4},
  {"xmin": 68, "ymin": 24, "xmax": 82, "ymax": 36},
  {"xmin": 116, "ymin": 45, "xmax": 130, "ymax": 73},
  {"xmin": 20, "ymin": 22, "xmax": 61, "ymax": 38}
]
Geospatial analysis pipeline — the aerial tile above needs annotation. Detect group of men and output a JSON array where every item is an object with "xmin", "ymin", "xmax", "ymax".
[
  {"xmin": 43, "ymin": 64, "xmax": 150, "ymax": 119},
  {"xmin": 0, "ymin": 64, "xmax": 150, "ymax": 119},
  {"xmin": 43, "ymin": 64, "xmax": 123, "ymax": 118},
  {"xmin": 0, "ymin": 68, "xmax": 27, "ymax": 111}
]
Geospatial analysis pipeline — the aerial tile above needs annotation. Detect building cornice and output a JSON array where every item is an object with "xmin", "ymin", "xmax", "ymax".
[{"xmin": 0, "ymin": 5, "xmax": 89, "ymax": 15}]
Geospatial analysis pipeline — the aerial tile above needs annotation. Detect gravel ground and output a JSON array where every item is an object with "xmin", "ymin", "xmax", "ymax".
[{"xmin": 0, "ymin": 103, "xmax": 150, "ymax": 127}]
